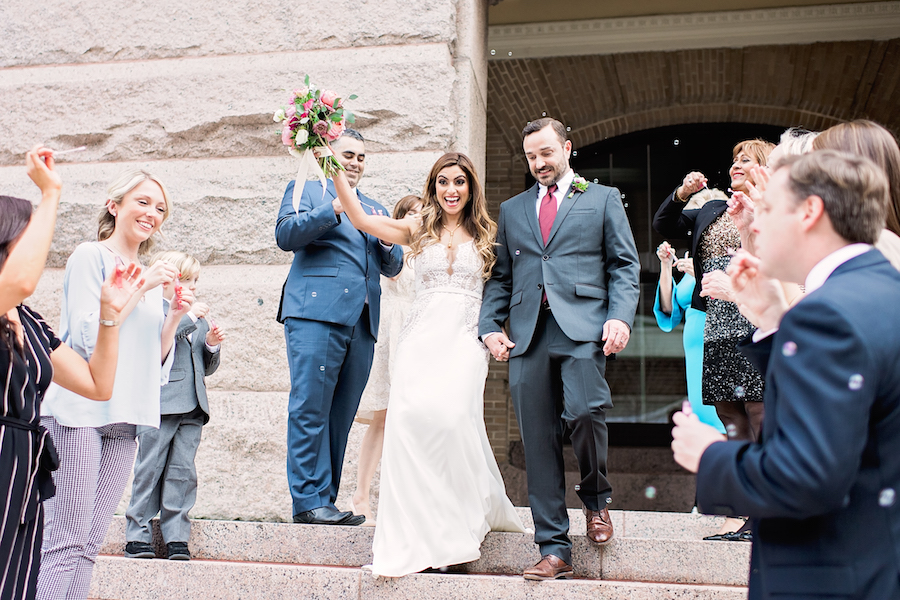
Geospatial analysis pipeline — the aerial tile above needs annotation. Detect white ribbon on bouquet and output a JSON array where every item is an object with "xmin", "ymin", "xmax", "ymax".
[{"xmin": 291, "ymin": 146, "xmax": 334, "ymax": 213}]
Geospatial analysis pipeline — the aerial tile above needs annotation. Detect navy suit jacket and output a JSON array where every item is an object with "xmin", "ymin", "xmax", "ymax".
[
  {"xmin": 275, "ymin": 179, "xmax": 404, "ymax": 338},
  {"xmin": 696, "ymin": 250, "xmax": 900, "ymax": 599},
  {"xmin": 480, "ymin": 181, "xmax": 640, "ymax": 357}
]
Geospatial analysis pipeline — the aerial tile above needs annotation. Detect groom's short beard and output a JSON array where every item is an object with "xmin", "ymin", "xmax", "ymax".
[{"xmin": 534, "ymin": 164, "xmax": 565, "ymax": 187}]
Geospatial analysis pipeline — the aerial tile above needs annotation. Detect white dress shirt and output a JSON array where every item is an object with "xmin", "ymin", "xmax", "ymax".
[{"xmin": 534, "ymin": 169, "xmax": 576, "ymax": 217}]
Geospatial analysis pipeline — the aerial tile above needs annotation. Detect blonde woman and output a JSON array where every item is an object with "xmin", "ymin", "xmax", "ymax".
[
  {"xmin": 333, "ymin": 152, "xmax": 526, "ymax": 577},
  {"xmin": 37, "ymin": 170, "xmax": 193, "ymax": 599}
]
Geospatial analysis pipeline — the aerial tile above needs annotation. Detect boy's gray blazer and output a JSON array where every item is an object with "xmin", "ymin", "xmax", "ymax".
[{"xmin": 162, "ymin": 313, "xmax": 220, "ymax": 423}]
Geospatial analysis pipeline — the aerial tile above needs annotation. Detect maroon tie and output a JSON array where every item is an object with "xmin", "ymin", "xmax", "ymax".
[{"xmin": 539, "ymin": 184, "xmax": 558, "ymax": 245}]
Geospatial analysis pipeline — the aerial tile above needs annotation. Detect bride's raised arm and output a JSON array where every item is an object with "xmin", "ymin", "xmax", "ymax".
[{"xmin": 332, "ymin": 169, "xmax": 414, "ymax": 247}]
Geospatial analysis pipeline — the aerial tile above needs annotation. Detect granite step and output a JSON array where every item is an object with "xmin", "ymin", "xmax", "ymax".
[
  {"xmin": 99, "ymin": 509, "xmax": 750, "ymax": 586},
  {"xmin": 89, "ymin": 557, "xmax": 747, "ymax": 600}
]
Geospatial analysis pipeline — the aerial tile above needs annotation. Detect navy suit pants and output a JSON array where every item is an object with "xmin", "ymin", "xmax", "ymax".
[{"xmin": 284, "ymin": 308, "xmax": 375, "ymax": 516}]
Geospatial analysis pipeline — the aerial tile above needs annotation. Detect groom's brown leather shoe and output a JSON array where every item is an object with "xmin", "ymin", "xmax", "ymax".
[
  {"xmin": 523, "ymin": 554, "xmax": 574, "ymax": 580},
  {"xmin": 584, "ymin": 506, "xmax": 614, "ymax": 544}
]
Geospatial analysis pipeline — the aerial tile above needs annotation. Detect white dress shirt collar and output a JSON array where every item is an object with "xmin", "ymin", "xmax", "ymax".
[
  {"xmin": 804, "ymin": 243, "xmax": 872, "ymax": 294},
  {"xmin": 536, "ymin": 169, "xmax": 575, "ymax": 212}
]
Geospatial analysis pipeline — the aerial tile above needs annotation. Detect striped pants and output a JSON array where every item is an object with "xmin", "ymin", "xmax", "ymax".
[{"xmin": 36, "ymin": 419, "xmax": 136, "ymax": 600}]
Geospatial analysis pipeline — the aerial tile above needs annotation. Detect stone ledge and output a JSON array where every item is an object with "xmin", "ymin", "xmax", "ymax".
[
  {"xmin": 89, "ymin": 557, "xmax": 748, "ymax": 600},
  {"xmin": 0, "ymin": 153, "xmax": 443, "ymax": 267}
]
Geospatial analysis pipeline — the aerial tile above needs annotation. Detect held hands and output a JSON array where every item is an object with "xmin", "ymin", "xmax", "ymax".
[
  {"xmin": 677, "ymin": 171, "xmax": 707, "ymax": 201},
  {"xmin": 26, "ymin": 145, "xmax": 62, "ymax": 198},
  {"xmin": 485, "ymin": 332, "xmax": 515, "ymax": 362},
  {"xmin": 99, "ymin": 263, "xmax": 144, "ymax": 324},
  {"xmin": 602, "ymin": 319, "xmax": 630, "ymax": 356},
  {"xmin": 726, "ymin": 250, "xmax": 789, "ymax": 331},
  {"xmin": 699, "ymin": 270, "xmax": 735, "ymax": 302},
  {"xmin": 671, "ymin": 400, "xmax": 726, "ymax": 473}
]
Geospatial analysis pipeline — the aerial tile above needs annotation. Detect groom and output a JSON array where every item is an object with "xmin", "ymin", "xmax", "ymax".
[
  {"xmin": 275, "ymin": 129, "xmax": 404, "ymax": 526},
  {"xmin": 480, "ymin": 118, "xmax": 640, "ymax": 579}
]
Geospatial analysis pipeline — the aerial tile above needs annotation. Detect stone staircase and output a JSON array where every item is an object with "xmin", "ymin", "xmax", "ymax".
[{"xmin": 88, "ymin": 509, "xmax": 750, "ymax": 599}]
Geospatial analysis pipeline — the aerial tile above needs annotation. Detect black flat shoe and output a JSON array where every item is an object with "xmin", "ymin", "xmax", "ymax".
[
  {"xmin": 723, "ymin": 530, "xmax": 753, "ymax": 542},
  {"xmin": 702, "ymin": 533, "xmax": 731, "ymax": 541},
  {"xmin": 293, "ymin": 505, "xmax": 366, "ymax": 526}
]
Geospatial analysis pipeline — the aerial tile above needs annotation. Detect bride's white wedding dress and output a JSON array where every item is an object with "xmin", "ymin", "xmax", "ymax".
[{"xmin": 371, "ymin": 241, "xmax": 526, "ymax": 577}]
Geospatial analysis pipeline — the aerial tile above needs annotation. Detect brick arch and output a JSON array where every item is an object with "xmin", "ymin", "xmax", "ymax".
[{"xmin": 568, "ymin": 103, "xmax": 844, "ymax": 151}]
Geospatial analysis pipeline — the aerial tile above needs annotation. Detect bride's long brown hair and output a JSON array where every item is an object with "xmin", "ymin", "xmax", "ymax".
[{"xmin": 408, "ymin": 153, "xmax": 497, "ymax": 279}]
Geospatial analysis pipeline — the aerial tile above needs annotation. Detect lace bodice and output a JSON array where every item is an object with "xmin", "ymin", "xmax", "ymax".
[
  {"xmin": 397, "ymin": 241, "xmax": 485, "ymax": 350},
  {"xmin": 414, "ymin": 241, "xmax": 483, "ymax": 297}
]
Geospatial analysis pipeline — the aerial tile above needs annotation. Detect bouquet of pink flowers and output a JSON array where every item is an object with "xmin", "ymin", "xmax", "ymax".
[{"xmin": 274, "ymin": 75, "xmax": 357, "ymax": 211}]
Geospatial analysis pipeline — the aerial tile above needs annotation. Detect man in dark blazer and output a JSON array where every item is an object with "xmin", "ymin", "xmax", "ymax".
[
  {"xmin": 672, "ymin": 150, "xmax": 900, "ymax": 599},
  {"xmin": 480, "ymin": 118, "xmax": 640, "ymax": 580},
  {"xmin": 275, "ymin": 129, "xmax": 404, "ymax": 526}
]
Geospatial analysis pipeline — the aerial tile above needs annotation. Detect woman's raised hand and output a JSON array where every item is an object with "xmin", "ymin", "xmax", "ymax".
[
  {"xmin": 141, "ymin": 261, "xmax": 179, "ymax": 291},
  {"xmin": 99, "ymin": 263, "xmax": 144, "ymax": 324},
  {"xmin": 677, "ymin": 171, "xmax": 707, "ymax": 201},
  {"xmin": 25, "ymin": 145, "xmax": 62, "ymax": 198},
  {"xmin": 656, "ymin": 241, "xmax": 675, "ymax": 266},
  {"xmin": 727, "ymin": 191, "xmax": 755, "ymax": 234}
]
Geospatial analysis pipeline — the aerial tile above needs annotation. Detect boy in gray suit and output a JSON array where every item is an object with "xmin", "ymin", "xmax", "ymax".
[{"xmin": 124, "ymin": 251, "xmax": 225, "ymax": 560}]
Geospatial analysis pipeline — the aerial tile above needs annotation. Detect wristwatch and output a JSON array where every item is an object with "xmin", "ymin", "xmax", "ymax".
[{"xmin": 99, "ymin": 318, "xmax": 119, "ymax": 327}]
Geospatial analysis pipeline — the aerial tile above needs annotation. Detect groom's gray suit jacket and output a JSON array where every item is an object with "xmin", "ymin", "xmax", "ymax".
[{"xmin": 480, "ymin": 181, "xmax": 640, "ymax": 356}]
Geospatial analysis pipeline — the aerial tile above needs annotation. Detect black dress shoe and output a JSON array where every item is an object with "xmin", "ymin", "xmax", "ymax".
[{"xmin": 293, "ymin": 506, "xmax": 366, "ymax": 526}]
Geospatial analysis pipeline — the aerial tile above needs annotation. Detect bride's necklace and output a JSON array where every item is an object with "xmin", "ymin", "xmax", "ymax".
[
  {"xmin": 442, "ymin": 222, "xmax": 463, "ymax": 249},
  {"xmin": 100, "ymin": 241, "xmax": 139, "ymax": 264}
]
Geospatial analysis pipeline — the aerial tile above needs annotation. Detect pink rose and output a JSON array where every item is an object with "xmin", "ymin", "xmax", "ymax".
[
  {"xmin": 312, "ymin": 120, "xmax": 329, "ymax": 137},
  {"xmin": 303, "ymin": 99, "xmax": 314, "ymax": 112},
  {"xmin": 281, "ymin": 123, "xmax": 294, "ymax": 146},
  {"xmin": 325, "ymin": 118, "xmax": 346, "ymax": 142},
  {"xmin": 285, "ymin": 105, "xmax": 296, "ymax": 120},
  {"xmin": 320, "ymin": 90, "xmax": 339, "ymax": 109}
]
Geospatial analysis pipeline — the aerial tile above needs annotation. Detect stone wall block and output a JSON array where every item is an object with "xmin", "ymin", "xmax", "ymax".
[
  {"xmin": 1, "ymin": 0, "xmax": 454, "ymax": 68},
  {"xmin": 28, "ymin": 265, "xmax": 294, "ymax": 392},
  {"xmin": 0, "ymin": 46, "xmax": 457, "ymax": 163},
  {"xmin": 0, "ymin": 153, "xmax": 443, "ymax": 267}
]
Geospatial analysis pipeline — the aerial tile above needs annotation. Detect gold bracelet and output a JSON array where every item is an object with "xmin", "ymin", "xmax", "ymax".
[{"xmin": 99, "ymin": 318, "xmax": 119, "ymax": 327}]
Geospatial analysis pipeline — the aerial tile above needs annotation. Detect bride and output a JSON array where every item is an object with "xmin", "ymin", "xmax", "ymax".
[{"xmin": 332, "ymin": 151, "xmax": 526, "ymax": 577}]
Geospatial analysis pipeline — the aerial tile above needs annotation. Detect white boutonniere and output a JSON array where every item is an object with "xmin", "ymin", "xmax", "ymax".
[{"xmin": 568, "ymin": 175, "xmax": 589, "ymax": 198}]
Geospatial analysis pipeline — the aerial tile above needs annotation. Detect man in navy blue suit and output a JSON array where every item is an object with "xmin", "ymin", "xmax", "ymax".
[
  {"xmin": 672, "ymin": 150, "xmax": 900, "ymax": 599},
  {"xmin": 275, "ymin": 130, "xmax": 404, "ymax": 525}
]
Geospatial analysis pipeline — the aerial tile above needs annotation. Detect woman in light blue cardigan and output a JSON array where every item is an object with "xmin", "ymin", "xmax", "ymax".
[{"xmin": 37, "ymin": 169, "xmax": 193, "ymax": 600}]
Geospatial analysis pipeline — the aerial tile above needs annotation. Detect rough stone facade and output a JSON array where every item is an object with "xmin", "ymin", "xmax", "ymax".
[{"xmin": 2, "ymin": 0, "xmax": 489, "ymax": 522}]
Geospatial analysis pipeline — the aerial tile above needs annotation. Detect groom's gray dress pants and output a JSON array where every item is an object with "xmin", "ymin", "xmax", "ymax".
[{"xmin": 508, "ymin": 307, "xmax": 612, "ymax": 564}]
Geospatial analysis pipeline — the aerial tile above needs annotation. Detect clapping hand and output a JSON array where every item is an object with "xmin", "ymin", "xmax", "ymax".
[
  {"xmin": 99, "ymin": 263, "xmax": 144, "ymax": 324},
  {"xmin": 726, "ymin": 250, "xmax": 789, "ymax": 331}
]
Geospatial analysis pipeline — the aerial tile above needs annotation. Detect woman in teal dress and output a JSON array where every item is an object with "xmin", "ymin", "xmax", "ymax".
[{"xmin": 654, "ymin": 241, "xmax": 724, "ymax": 433}]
